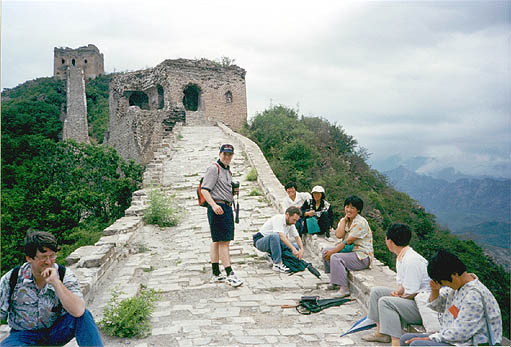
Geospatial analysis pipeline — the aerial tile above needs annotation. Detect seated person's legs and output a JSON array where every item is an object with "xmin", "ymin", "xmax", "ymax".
[
  {"xmin": 377, "ymin": 295, "xmax": 422, "ymax": 340},
  {"xmin": 1, "ymin": 330, "xmax": 43, "ymax": 346},
  {"xmin": 367, "ymin": 286, "xmax": 393, "ymax": 323},
  {"xmin": 321, "ymin": 247, "xmax": 337, "ymax": 273},
  {"xmin": 255, "ymin": 233, "xmax": 283, "ymax": 264},
  {"xmin": 48, "ymin": 310, "xmax": 103, "ymax": 347}
]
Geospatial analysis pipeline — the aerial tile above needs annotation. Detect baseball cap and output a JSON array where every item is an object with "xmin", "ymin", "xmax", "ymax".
[{"xmin": 220, "ymin": 144, "xmax": 234, "ymax": 153}]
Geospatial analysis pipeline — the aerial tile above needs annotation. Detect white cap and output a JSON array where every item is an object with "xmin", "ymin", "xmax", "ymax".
[{"xmin": 311, "ymin": 185, "xmax": 325, "ymax": 193}]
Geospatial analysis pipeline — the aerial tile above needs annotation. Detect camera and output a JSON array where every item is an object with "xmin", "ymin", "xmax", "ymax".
[{"xmin": 231, "ymin": 181, "xmax": 240, "ymax": 195}]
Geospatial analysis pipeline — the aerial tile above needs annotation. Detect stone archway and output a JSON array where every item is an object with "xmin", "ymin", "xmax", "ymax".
[{"xmin": 182, "ymin": 84, "xmax": 201, "ymax": 111}]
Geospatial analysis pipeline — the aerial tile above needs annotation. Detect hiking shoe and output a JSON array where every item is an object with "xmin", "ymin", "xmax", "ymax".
[
  {"xmin": 210, "ymin": 274, "xmax": 226, "ymax": 283},
  {"xmin": 272, "ymin": 263, "xmax": 290, "ymax": 273},
  {"xmin": 226, "ymin": 273, "xmax": 243, "ymax": 287},
  {"xmin": 361, "ymin": 333, "xmax": 391, "ymax": 343},
  {"xmin": 335, "ymin": 287, "xmax": 351, "ymax": 298}
]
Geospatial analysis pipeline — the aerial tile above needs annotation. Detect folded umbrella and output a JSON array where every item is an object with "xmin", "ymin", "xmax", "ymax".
[{"xmin": 340, "ymin": 316, "xmax": 377, "ymax": 337}]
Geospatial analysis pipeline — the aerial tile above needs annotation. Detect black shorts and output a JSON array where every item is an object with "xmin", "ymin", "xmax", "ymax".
[{"xmin": 207, "ymin": 203, "xmax": 234, "ymax": 242}]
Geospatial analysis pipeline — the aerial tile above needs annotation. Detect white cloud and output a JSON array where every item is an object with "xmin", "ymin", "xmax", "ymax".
[{"xmin": 2, "ymin": 0, "xmax": 509, "ymax": 177}]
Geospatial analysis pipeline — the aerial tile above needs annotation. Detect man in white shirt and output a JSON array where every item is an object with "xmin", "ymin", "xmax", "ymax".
[
  {"xmin": 281, "ymin": 182, "xmax": 310, "ymax": 236},
  {"xmin": 362, "ymin": 223, "xmax": 431, "ymax": 346},
  {"xmin": 282, "ymin": 182, "xmax": 311, "ymax": 211},
  {"xmin": 252, "ymin": 207, "xmax": 305, "ymax": 273}
]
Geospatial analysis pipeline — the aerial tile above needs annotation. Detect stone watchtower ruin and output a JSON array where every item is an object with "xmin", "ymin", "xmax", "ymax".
[
  {"xmin": 105, "ymin": 58, "xmax": 248, "ymax": 164},
  {"xmin": 54, "ymin": 44, "xmax": 104, "ymax": 144},
  {"xmin": 54, "ymin": 44, "xmax": 104, "ymax": 80}
]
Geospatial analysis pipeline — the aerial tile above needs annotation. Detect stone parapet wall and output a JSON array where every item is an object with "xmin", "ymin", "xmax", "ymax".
[
  {"xmin": 217, "ymin": 122, "xmax": 398, "ymax": 311},
  {"xmin": 63, "ymin": 67, "xmax": 89, "ymax": 143},
  {"xmin": 66, "ymin": 124, "xmax": 183, "ymax": 303}
]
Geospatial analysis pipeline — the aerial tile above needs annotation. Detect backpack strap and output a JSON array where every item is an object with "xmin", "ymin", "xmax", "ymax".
[{"xmin": 8, "ymin": 266, "xmax": 21, "ymax": 310}]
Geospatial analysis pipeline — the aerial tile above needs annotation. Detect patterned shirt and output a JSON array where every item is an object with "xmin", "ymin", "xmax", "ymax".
[
  {"xmin": 0, "ymin": 262, "xmax": 83, "ymax": 331},
  {"xmin": 344, "ymin": 214, "xmax": 374, "ymax": 261},
  {"xmin": 428, "ymin": 275, "xmax": 502, "ymax": 345}
]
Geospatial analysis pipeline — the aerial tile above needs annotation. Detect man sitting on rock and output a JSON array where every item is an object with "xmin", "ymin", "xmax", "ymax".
[
  {"xmin": 0, "ymin": 230, "xmax": 103, "ymax": 347},
  {"xmin": 362, "ymin": 223, "xmax": 431, "ymax": 346},
  {"xmin": 252, "ymin": 207, "xmax": 305, "ymax": 273}
]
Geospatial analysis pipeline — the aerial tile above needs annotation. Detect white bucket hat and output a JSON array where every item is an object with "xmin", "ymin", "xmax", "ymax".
[{"xmin": 311, "ymin": 185, "xmax": 325, "ymax": 193}]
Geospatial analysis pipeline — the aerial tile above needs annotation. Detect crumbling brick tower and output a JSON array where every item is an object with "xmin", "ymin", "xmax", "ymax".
[
  {"xmin": 106, "ymin": 58, "xmax": 247, "ymax": 164},
  {"xmin": 54, "ymin": 44, "xmax": 104, "ymax": 80}
]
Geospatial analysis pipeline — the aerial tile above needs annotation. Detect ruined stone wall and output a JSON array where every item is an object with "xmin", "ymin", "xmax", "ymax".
[
  {"xmin": 63, "ymin": 66, "xmax": 89, "ymax": 143},
  {"xmin": 54, "ymin": 44, "xmax": 104, "ymax": 80},
  {"xmin": 106, "ymin": 59, "xmax": 247, "ymax": 164}
]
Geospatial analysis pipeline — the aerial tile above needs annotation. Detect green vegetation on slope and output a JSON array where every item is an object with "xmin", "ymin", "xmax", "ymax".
[
  {"xmin": 1, "ymin": 76, "xmax": 143, "ymax": 273},
  {"xmin": 242, "ymin": 105, "xmax": 510, "ymax": 337}
]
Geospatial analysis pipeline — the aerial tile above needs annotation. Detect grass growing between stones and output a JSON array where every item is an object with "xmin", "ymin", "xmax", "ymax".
[
  {"xmin": 246, "ymin": 168, "xmax": 258, "ymax": 181},
  {"xmin": 144, "ymin": 188, "xmax": 180, "ymax": 227},
  {"xmin": 99, "ymin": 285, "xmax": 161, "ymax": 338},
  {"xmin": 248, "ymin": 188, "xmax": 262, "ymax": 196}
]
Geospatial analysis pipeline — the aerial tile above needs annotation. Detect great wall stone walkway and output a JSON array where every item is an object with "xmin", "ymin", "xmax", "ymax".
[{"xmin": 85, "ymin": 125, "xmax": 381, "ymax": 346}]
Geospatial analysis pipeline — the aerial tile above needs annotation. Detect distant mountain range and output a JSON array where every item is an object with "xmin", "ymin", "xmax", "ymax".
[{"xmin": 383, "ymin": 165, "xmax": 510, "ymax": 270}]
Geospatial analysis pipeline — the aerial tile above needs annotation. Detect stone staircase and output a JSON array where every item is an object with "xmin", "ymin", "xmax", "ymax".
[{"xmin": 0, "ymin": 122, "xmax": 405, "ymax": 346}]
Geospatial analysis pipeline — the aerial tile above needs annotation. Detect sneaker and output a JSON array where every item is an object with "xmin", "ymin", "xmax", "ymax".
[
  {"xmin": 272, "ymin": 263, "xmax": 290, "ymax": 273},
  {"xmin": 335, "ymin": 287, "xmax": 351, "ymax": 298},
  {"xmin": 226, "ymin": 272, "xmax": 243, "ymax": 287},
  {"xmin": 210, "ymin": 274, "xmax": 226, "ymax": 283},
  {"xmin": 361, "ymin": 333, "xmax": 391, "ymax": 343}
]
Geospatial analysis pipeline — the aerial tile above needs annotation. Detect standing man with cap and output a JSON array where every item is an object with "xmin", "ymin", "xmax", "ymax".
[{"xmin": 200, "ymin": 144, "xmax": 243, "ymax": 287}]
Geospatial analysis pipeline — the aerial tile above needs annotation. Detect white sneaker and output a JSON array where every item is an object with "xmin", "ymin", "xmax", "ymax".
[
  {"xmin": 211, "ymin": 274, "xmax": 226, "ymax": 282},
  {"xmin": 226, "ymin": 273, "xmax": 243, "ymax": 287},
  {"xmin": 272, "ymin": 263, "xmax": 290, "ymax": 273}
]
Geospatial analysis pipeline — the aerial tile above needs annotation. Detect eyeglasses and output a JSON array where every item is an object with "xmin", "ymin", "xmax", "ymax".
[{"xmin": 35, "ymin": 254, "xmax": 57, "ymax": 262}]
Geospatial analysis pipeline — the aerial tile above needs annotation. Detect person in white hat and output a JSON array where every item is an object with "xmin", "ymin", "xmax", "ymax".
[{"xmin": 301, "ymin": 185, "xmax": 334, "ymax": 238}]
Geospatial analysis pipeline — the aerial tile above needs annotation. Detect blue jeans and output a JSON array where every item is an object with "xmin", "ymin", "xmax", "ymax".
[
  {"xmin": 400, "ymin": 333, "xmax": 451, "ymax": 346},
  {"xmin": 255, "ymin": 233, "xmax": 297, "ymax": 264},
  {"xmin": 1, "ymin": 309, "xmax": 103, "ymax": 346}
]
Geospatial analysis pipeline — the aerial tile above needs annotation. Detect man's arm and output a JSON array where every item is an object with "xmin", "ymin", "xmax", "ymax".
[
  {"xmin": 201, "ymin": 189, "xmax": 223, "ymax": 215},
  {"xmin": 279, "ymin": 233, "xmax": 300, "ymax": 258},
  {"xmin": 42, "ymin": 268, "xmax": 85, "ymax": 317},
  {"xmin": 294, "ymin": 235, "xmax": 304, "ymax": 260}
]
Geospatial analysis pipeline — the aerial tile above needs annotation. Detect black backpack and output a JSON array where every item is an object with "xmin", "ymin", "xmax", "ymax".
[{"xmin": 8, "ymin": 264, "xmax": 66, "ymax": 313}]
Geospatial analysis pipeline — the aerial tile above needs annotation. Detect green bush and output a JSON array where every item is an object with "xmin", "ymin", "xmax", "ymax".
[
  {"xmin": 143, "ymin": 189, "xmax": 179, "ymax": 227},
  {"xmin": 99, "ymin": 285, "xmax": 160, "ymax": 338},
  {"xmin": 246, "ymin": 168, "xmax": 258, "ymax": 181}
]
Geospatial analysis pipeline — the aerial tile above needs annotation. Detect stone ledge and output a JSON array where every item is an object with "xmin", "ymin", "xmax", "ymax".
[{"xmin": 218, "ymin": 122, "xmax": 399, "ymax": 311}]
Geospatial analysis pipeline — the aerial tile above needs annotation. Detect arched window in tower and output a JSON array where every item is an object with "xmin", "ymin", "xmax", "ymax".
[
  {"xmin": 225, "ymin": 91, "xmax": 233, "ymax": 104},
  {"xmin": 157, "ymin": 85, "xmax": 165, "ymax": 110},
  {"xmin": 182, "ymin": 84, "xmax": 201, "ymax": 111},
  {"xmin": 61, "ymin": 59, "xmax": 65, "ymax": 64},
  {"xmin": 125, "ymin": 91, "xmax": 150, "ymax": 110},
  {"xmin": 72, "ymin": 59, "xmax": 76, "ymax": 66},
  {"xmin": 84, "ymin": 59, "xmax": 88, "ymax": 64}
]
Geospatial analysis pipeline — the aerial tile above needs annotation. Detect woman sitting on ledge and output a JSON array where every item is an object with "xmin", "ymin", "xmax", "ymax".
[{"xmin": 322, "ymin": 195, "xmax": 373, "ymax": 298}]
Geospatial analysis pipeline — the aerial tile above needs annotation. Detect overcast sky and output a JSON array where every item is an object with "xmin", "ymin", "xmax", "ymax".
[{"xmin": 2, "ymin": 0, "xmax": 510, "ymax": 177}]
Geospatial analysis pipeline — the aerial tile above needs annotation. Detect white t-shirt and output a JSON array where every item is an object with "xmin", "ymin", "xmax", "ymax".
[
  {"xmin": 396, "ymin": 247, "xmax": 431, "ymax": 295},
  {"xmin": 282, "ymin": 192, "xmax": 311, "ymax": 212},
  {"xmin": 259, "ymin": 214, "xmax": 299, "ymax": 240}
]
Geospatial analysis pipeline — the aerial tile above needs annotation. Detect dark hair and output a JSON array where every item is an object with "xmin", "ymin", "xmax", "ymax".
[
  {"xmin": 427, "ymin": 249, "xmax": 467, "ymax": 283},
  {"xmin": 24, "ymin": 230, "xmax": 59, "ymax": 258},
  {"xmin": 344, "ymin": 195, "xmax": 363, "ymax": 213},
  {"xmin": 386, "ymin": 223, "xmax": 411, "ymax": 247},
  {"xmin": 285, "ymin": 206, "xmax": 302, "ymax": 217},
  {"xmin": 285, "ymin": 181, "xmax": 297, "ymax": 190}
]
